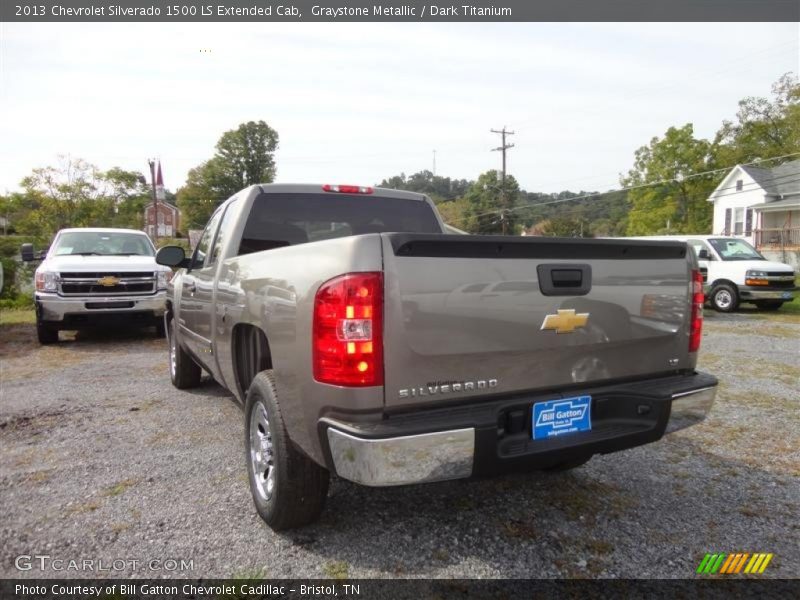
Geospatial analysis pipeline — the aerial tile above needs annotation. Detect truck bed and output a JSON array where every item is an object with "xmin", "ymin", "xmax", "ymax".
[{"xmin": 381, "ymin": 233, "xmax": 694, "ymax": 410}]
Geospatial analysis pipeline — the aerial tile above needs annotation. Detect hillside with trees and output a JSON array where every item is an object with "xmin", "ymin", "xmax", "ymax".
[{"xmin": 381, "ymin": 73, "xmax": 799, "ymax": 238}]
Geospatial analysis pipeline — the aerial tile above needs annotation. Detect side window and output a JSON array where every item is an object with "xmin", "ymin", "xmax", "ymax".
[
  {"xmin": 191, "ymin": 209, "xmax": 223, "ymax": 270},
  {"xmin": 688, "ymin": 240, "xmax": 711, "ymax": 260},
  {"xmin": 209, "ymin": 200, "xmax": 239, "ymax": 266}
]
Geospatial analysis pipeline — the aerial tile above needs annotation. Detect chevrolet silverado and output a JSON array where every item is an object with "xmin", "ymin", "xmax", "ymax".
[
  {"xmin": 22, "ymin": 228, "xmax": 172, "ymax": 344},
  {"xmin": 155, "ymin": 183, "xmax": 718, "ymax": 530}
]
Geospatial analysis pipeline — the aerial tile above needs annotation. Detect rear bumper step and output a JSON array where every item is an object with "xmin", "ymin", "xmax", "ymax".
[{"xmin": 322, "ymin": 371, "xmax": 717, "ymax": 486}]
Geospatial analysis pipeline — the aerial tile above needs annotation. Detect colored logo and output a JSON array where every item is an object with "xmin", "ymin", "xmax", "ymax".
[
  {"xmin": 696, "ymin": 553, "xmax": 774, "ymax": 575},
  {"xmin": 532, "ymin": 395, "xmax": 592, "ymax": 440},
  {"xmin": 97, "ymin": 276, "xmax": 120, "ymax": 287},
  {"xmin": 540, "ymin": 309, "xmax": 589, "ymax": 334}
]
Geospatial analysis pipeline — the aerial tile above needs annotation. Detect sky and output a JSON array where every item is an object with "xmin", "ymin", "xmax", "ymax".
[{"xmin": 0, "ymin": 22, "xmax": 798, "ymax": 195}]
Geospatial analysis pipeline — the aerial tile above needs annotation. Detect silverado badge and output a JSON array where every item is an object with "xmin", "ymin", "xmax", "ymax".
[
  {"xmin": 96, "ymin": 276, "xmax": 120, "ymax": 287},
  {"xmin": 540, "ymin": 309, "xmax": 589, "ymax": 334}
]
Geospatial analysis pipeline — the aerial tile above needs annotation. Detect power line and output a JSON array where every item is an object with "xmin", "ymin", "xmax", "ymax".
[
  {"xmin": 448, "ymin": 151, "xmax": 800, "ymax": 226},
  {"xmin": 490, "ymin": 126, "xmax": 515, "ymax": 234}
]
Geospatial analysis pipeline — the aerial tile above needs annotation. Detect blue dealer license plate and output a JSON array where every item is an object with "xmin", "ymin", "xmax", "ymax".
[{"xmin": 532, "ymin": 396, "xmax": 592, "ymax": 440}]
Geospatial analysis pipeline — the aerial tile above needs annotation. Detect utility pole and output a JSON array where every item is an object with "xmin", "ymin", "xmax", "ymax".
[
  {"xmin": 491, "ymin": 126, "xmax": 515, "ymax": 234},
  {"xmin": 148, "ymin": 159, "xmax": 158, "ymax": 244},
  {"xmin": 432, "ymin": 150, "xmax": 437, "ymax": 176}
]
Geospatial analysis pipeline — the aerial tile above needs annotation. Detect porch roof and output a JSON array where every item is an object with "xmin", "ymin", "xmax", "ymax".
[{"xmin": 751, "ymin": 197, "xmax": 800, "ymax": 212}]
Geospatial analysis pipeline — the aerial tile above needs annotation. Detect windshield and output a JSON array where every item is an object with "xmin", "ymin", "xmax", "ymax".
[
  {"xmin": 708, "ymin": 238, "xmax": 764, "ymax": 261},
  {"xmin": 53, "ymin": 232, "xmax": 155, "ymax": 257}
]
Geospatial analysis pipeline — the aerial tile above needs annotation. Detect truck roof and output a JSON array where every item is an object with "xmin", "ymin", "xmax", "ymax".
[
  {"xmin": 252, "ymin": 183, "xmax": 429, "ymax": 202},
  {"xmin": 624, "ymin": 234, "xmax": 740, "ymax": 242},
  {"xmin": 56, "ymin": 227, "xmax": 150, "ymax": 235}
]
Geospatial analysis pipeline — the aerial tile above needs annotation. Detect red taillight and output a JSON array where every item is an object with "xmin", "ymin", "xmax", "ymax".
[
  {"xmin": 689, "ymin": 269, "xmax": 703, "ymax": 353},
  {"xmin": 313, "ymin": 272, "xmax": 383, "ymax": 387},
  {"xmin": 322, "ymin": 184, "xmax": 374, "ymax": 194}
]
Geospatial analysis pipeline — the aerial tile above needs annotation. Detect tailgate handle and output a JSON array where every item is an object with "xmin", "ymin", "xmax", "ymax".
[{"xmin": 537, "ymin": 264, "xmax": 591, "ymax": 296}]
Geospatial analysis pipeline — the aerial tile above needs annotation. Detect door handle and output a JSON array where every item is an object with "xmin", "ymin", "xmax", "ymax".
[{"xmin": 537, "ymin": 264, "xmax": 592, "ymax": 296}]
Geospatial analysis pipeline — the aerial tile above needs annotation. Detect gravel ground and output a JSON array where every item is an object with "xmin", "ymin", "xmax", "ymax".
[{"xmin": 0, "ymin": 311, "xmax": 798, "ymax": 579}]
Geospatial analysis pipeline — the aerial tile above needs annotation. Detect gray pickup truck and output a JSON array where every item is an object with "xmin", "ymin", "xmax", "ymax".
[{"xmin": 156, "ymin": 183, "xmax": 717, "ymax": 530}]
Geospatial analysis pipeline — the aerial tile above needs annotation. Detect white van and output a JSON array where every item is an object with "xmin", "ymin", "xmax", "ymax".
[{"xmin": 628, "ymin": 235, "xmax": 796, "ymax": 312}]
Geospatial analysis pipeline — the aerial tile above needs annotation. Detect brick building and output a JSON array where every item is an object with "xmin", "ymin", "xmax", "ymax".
[{"xmin": 144, "ymin": 201, "xmax": 180, "ymax": 239}]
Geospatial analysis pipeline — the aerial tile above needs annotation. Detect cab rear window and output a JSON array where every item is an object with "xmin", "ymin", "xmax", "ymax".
[{"xmin": 239, "ymin": 193, "xmax": 442, "ymax": 255}]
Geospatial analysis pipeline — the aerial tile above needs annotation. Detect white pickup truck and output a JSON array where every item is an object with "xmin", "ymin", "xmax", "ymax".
[
  {"xmin": 22, "ymin": 228, "xmax": 173, "ymax": 344},
  {"xmin": 631, "ymin": 235, "xmax": 796, "ymax": 312}
]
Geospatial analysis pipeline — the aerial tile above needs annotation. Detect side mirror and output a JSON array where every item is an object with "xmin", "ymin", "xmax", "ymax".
[
  {"xmin": 156, "ymin": 245, "xmax": 189, "ymax": 268},
  {"xmin": 697, "ymin": 249, "xmax": 710, "ymax": 260},
  {"xmin": 21, "ymin": 243, "xmax": 35, "ymax": 262}
]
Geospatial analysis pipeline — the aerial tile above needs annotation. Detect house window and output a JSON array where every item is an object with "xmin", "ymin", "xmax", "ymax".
[
  {"xmin": 736, "ymin": 179, "xmax": 743, "ymax": 191},
  {"xmin": 734, "ymin": 207, "xmax": 744, "ymax": 235}
]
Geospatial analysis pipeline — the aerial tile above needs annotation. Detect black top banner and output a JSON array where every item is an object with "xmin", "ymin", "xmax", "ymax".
[{"xmin": 2, "ymin": 0, "xmax": 800, "ymax": 22}]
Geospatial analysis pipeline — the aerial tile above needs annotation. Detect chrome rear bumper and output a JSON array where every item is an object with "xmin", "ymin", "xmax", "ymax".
[
  {"xmin": 325, "ymin": 378, "xmax": 717, "ymax": 487},
  {"xmin": 326, "ymin": 427, "xmax": 474, "ymax": 487},
  {"xmin": 665, "ymin": 386, "xmax": 717, "ymax": 434}
]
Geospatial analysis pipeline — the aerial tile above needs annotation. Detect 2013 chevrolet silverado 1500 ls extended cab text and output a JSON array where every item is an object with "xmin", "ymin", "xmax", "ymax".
[{"xmin": 155, "ymin": 183, "xmax": 718, "ymax": 530}]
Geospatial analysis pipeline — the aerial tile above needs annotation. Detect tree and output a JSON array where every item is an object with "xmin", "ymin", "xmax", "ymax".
[
  {"xmin": 215, "ymin": 120, "xmax": 279, "ymax": 191},
  {"xmin": 177, "ymin": 121, "xmax": 279, "ymax": 228},
  {"xmin": 462, "ymin": 170, "xmax": 521, "ymax": 234},
  {"xmin": 12, "ymin": 156, "xmax": 150, "ymax": 236},
  {"xmin": 535, "ymin": 216, "xmax": 590, "ymax": 237},
  {"xmin": 378, "ymin": 170, "xmax": 472, "ymax": 201},
  {"xmin": 623, "ymin": 124, "xmax": 715, "ymax": 235},
  {"xmin": 714, "ymin": 73, "xmax": 800, "ymax": 165},
  {"xmin": 435, "ymin": 197, "xmax": 471, "ymax": 229},
  {"xmin": 177, "ymin": 159, "xmax": 228, "ymax": 230}
]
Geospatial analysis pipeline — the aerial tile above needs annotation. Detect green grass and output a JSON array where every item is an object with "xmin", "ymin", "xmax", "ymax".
[
  {"xmin": 321, "ymin": 560, "xmax": 350, "ymax": 580},
  {"xmin": 102, "ymin": 478, "xmax": 138, "ymax": 497},
  {"xmin": 0, "ymin": 308, "xmax": 35, "ymax": 325},
  {"xmin": 780, "ymin": 296, "xmax": 800, "ymax": 314}
]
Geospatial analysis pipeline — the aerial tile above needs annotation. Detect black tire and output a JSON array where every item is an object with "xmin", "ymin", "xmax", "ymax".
[
  {"xmin": 709, "ymin": 283, "xmax": 739, "ymax": 313},
  {"xmin": 36, "ymin": 319, "xmax": 58, "ymax": 345},
  {"xmin": 754, "ymin": 300, "xmax": 784, "ymax": 311},
  {"xmin": 168, "ymin": 319, "xmax": 202, "ymax": 389},
  {"xmin": 245, "ymin": 371, "xmax": 329, "ymax": 530},
  {"xmin": 543, "ymin": 456, "xmax": 591, "ymax": 472},
  {"xmin": 155, "ymin": 319, "xmax": 166, "ymax": 338}
]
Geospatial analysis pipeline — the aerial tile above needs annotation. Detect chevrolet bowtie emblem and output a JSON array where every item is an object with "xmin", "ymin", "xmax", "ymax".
[
  {"xmin": 97, "ymin": 276, "xmax": 120, "ymax": 287},
  {"xmin": 540, "ymin": 309, "xmax": 589, "ymax": 334}
]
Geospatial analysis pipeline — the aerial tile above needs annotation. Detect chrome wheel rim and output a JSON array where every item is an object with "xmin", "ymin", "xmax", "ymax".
[
  {"xmin": 715, "ymin": 289, "xmax": 732, "ymax": 309},
  {"xmin": 249, "ymin": 402, "xmax": 275, "ymax": 501},
  {"xmin": 169, "ymin": 328, "xmax": 177, "ymax": 378}
]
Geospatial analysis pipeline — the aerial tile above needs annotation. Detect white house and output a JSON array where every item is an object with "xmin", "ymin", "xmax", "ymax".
[{"xmin": 707, "ymin": 159, "xmax": 800, "ymax": 266}]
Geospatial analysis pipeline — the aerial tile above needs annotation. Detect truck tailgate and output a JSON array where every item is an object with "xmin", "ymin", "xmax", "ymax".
[{"xmin": 381, "ymin": 234, "xmax": 693, "ymax": 410}]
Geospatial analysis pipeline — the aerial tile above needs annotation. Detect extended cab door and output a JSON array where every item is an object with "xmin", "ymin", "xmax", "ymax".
[{"xmin": 180, "ymin": 207, "xmax": 224, "ymax": 365}]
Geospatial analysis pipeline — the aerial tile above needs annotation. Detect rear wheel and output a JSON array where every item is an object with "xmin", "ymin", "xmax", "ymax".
[
  {"xmin": 710, "ymin": 283, "xmax": 739, "ymax": 313},
  {"xmin": 36, "ymin": 317, "xmax": 58, "ymax": 345},
  {"xmin": 245, "ymin": 371, "xmax": 329, "ymax": 530},
  {"xmin": 168, "ymin": 319, "xmax": 201, "ymax": 389},
  {"xmin": 754, "ymin": 300, "xmax": 783, "ymax": 311}
]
